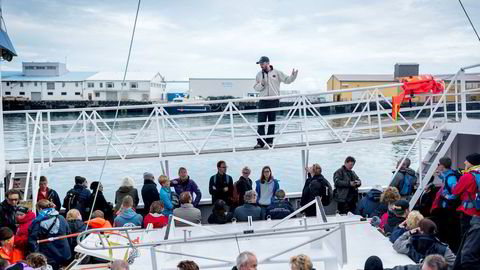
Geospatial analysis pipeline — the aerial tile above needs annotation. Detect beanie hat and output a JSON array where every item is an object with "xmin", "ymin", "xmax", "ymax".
[
  {"xmin": 364, "ymin": 256, "xmax": 383, "ymax": 270},
  {"xmin": 466, "ymin": 153, "xmax": 480, "ymax": 166},
  {"xmin": 75, "ymin": 176, "xmax": 86, "ymax": 184},
  {"xmin": 143, "ymin": 172, "xmax": 154, "ymax": 180},
  {"xmin": 0, "ymin": 227, "xmax": 13, "ymax": 241}
]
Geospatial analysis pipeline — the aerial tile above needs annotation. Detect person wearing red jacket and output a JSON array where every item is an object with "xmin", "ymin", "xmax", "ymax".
[
  {"xmin": 452, "ymin": 153, "xmax": 480, "ymax": 236},
  {"xmin": 13, "ymin": 207, "xmax": 35, "ymax": 253},
  {"xmin": 144, "ymin": 201, "xmax": 168, "ymax": 228}
]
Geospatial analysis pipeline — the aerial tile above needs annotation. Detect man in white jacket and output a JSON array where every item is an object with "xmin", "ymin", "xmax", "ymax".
[{"xmin": 253, "ymin": 56, "xmax": 298, "ymax": 149}]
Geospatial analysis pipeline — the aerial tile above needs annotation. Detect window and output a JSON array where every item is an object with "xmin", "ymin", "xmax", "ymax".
[
  {"xmin": 47, "ymin": 66, "xmax": 56, "ymax": 70},
  {"xmin": 47, "ymin": 92, "xmax": 53, "ymax": 96},
  {"xmin": 106, "ymin": 82, "xmax": 114, "ymax": 88},
  {"xmin": 34, "ymin": 82, "xmax": 38, "ymax": 87},
  {"xmin": 99, "ymin": 83, "xmax": 103, "ymax": 88},
  {"xmin": 47, "ymin": 82, "xmax": 55, "ymax": 90},
  {"xmin": 25, "ymin": 66, "xmax": 34, "ymax": 70},
  {"xmin": 36, "ymin": 66, "xmax": 45, "ymax": 70},
  {"xmin": 130, "ymin": 82, "xmax": 138, "ymax": 89},
  {"xmin": 75, "ymin": 92, "xmax": 81, "ymax": 96},
  {"xmin": 4, "ymin": 91, "xmax": 11, "ymax": 95},
  {"xmin": 20, "ymin": 82, "xmax": 23, "ymax": 87},
  {"xmin": 62, "ymin": 82, "xmax": 65, "ymax": 87},
  {"xmin": 75, "ymin": 82, "xmax": 79, "ymax": 87},
  {"xmin": 19, "ymin": 92, "xmax": 25, "ymax": 95},
  {"xmin": 61, "ymin": 92, "xmax": 67, "ymax": 95},
  {"xmin": 87, "ymin": 82, "xmax": 94, "ymax": 88},
  {"xmin": 95, "ymin": 92, "xmax": 100, "ymax": 97},
  {"xmin": 6, "ymin": 82, "xmax": 9, "ymax": 86}
]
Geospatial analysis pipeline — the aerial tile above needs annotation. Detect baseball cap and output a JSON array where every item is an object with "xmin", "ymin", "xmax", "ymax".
[
  {"xmin": 256, "ymin": 56, "xmax": 270, "ymax": 64},
  {"xmin": 391, "ymin": 199, "xmax": 409, "ymax": 215}
]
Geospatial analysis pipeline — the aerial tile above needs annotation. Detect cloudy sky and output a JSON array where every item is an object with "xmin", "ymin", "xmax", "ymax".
[{"xmin": 3, "ymin": 0, "xmax": 480, "ymax": 90}]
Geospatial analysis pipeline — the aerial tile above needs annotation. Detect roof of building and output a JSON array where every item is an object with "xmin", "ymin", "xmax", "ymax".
[
  {"xmin": 189, "ymin": 78, "xmax": 255, "ymax": 81},
  {"xmin": 1, "ymin": 71, "xmax": 97, "ymax": 82},
  {"xmin": 332, "ymin": 74, "xmax": 396, "ymax": 82},
  {"xmin": 86, "ymin": 72, "xmax": 161, "ymax": 81}
]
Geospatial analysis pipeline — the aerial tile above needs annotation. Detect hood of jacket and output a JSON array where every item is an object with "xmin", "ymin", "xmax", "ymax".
[
  {"xmin": 35, "ymin": 208, "xmax": 61, "ymax": 234},
  {"xmin": 118, "ymin": 186, "xmax": 134, "ymax": 193},
  {"xmin": 366, "ymin": 189, "xmax": 382, "ymax": 202},
  {"xmin": 87, "ymin": 217, "xmax": 112, "ymax": 228},
  {"xmin": 16, "ymin": 210, "xmax": 36, "ymax": 224},
  {"xmin": 118, "ymin": 208, "xmax": 138, "ymax": 220}
]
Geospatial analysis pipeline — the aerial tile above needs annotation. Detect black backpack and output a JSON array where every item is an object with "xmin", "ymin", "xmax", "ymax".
[
  {"xmin": 406, "ymin": 234, "xmax": 447, "ymax": 263},
  {"xmin": 63, "ymin": 189, "xmax": 82, "ymax": 211},
  {"xmin": 309, "ymin": 178, "xmax": 332, "ymax": 207}
]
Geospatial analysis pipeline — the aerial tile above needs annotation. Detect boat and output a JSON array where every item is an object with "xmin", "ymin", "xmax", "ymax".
[{"xmin": 162, "ymin": 96, "xmax": 211, "ymax": 114}]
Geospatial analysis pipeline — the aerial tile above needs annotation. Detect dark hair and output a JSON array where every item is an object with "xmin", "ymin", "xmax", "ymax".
[
  {"xmin": 75, "ymin": 176, "xmax": 86, "ymax": 185},
  {"xmin": 178, "ymin": 167, "xmax": 187, "ymax": 174},
  {"xmin": 39, "ymin": 176, "xmax": 47, "ymax": 182},
  {"xmin": 5, "ymin": 189, "xmax": 21, "ymax": 198},
  {"xmin": 260, "ymin": 166, "xmax": 273, "ymax": 182},
  {"xmin": 212, "ymin": 199, "xmax": 227, "ymax": 216},
  {"xmin": 345, "ymin": 156, "xmax": 356, "ymax": 164},
  {"xmin": 90, "ymin": 181, "xmax": 100, "ymax": 192},
  {"xmin": 180, "ymin": 192, "xmax": 192, "ymax": 204},
  {"xmin": 419, "ymin": 218, "xmax": 437, "ymax": 235},
  {"xmin": 217, "ymin": 160, "xmax": 226, "ymax": 168},
  {"xmin": 177, "ymin": 260, "xmax": 199, "ymax": 270},
  {"xmin": 439, "ymin": 157, "xmax": 452, "ymax": 169},
  {"xmin": 150, "ymin": 201, "xmax": 164, "ymax": 214},
  {"xmin": 26, "ymin": 253, "xmax": 48, "ymax": 268}
]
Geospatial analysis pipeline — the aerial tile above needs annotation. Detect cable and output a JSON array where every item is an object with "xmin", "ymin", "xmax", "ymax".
[
  {"xmin": 85, "ymin": 0, "xmax": 142, "ymax": 230},
  {"xmin": 459, "ymin": 0, "xmax": 480, "ymax": 43}
]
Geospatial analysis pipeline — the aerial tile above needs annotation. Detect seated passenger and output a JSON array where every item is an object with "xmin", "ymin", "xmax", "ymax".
[
  {"xmin": 0, "ymin": 227, "xmax": 23, "ymax": 264},
  {"xmin": 87, "ymin": 210, "xmax": 113, "ymax": 229},
  {"xmin": 390, "ymin": 210, "xmax": 424, "ymax": 243},
  {"xmin": 266, "ymin": 189, "xmax": 294, "ymax": 220},
  {"xmin": 14, "ymin": 206, "xmax": 35, "ymax": 253},
  {"xmin": 26, "ymin": 252, "xmax": 53, "ymax": 270},
  {"xmin": 393, "ymin": 218, "xmax": 455, "ymax": 269},
  {"xmin": 144, "ymin": 201, "xmax": 168, "ymax": 228},
  {"xmin": 356, "ymin": 185, "xmax": 383, "ymax": 218},
  {"xmin": 208, "ymin": 199, "xmax": 233, "ymax": 224},
  {"xmin": 66, "ymin": 209, "xmax": 86, "ymax": 256},
  {"xmin": 233, "ymin": 190, "xmax": 263, "ymax": 222},
  {"xmin": 377, "ymin": 187, "xmax": 401, "ymax": 230},
  {"xmin": 290, "ymin": 254, "xmax": 313, "ymax": 270},
  {"xmin": 384, "ymin": 199, "xmax": 409, "ymax": 234},
  {"xmin": 114, "ymin": 196, "xmax": 143, "ymax": 227},
  {"xmin": 173, "ymin": 192, "xmax": 202, "ymax": 226}
]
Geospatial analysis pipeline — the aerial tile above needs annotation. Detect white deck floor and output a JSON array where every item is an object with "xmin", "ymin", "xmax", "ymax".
[{"xmin": 75, "ymin": 215, "xmax": 414, "ymax": 270}]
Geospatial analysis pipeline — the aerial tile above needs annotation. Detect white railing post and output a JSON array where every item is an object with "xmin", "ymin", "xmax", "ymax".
[
  {"xmin": 47, "ymin": 111, "xmax": 53, "ymax": 165},
  {"xmin": 375, "ymin": 89, "xmax": 383, "ymax": 139},
  {"xmin": 39, "ymin": 113, "xmax": 45, "ymax": 168},
  {"xmin": 154, "ymin": 107, "xmax": 163, "ymax": 158},
  {"xmin": 418, "ymin": 135, "xmax": 423, "ymax": 185},
  {"xmin": 455, "ymin": 80, "xmax": 459, "ymax": 122},
  {"xmin": 25, "ymin": 112, "xmax": 40, "ymax": 201},
  {"xmin": 460, "ymin": 70, "xmax": 467, "ymax": 121},
  {"xmin": 25, "ymin": 112, "xmax": 30, "ymax": 150},
  {"xmin": 82, "ymin": 111, "xmax": 89, "ymax": 161},
  {"xmin": 302, "ymin": 96, "xmax": 310, "ymax": 147},
  {"xmin": 228, "ymin": 102, "xmax": 236, "ymax": 152}
]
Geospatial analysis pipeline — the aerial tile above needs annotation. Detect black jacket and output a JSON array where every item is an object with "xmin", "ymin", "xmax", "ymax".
[
  {"xmin": 235, "ymin": 176, "xmax": 253, "ymax": 206},
  {"xmin": 266, "ymin": 199, "xmax": 294, "ymax": 220},
  {"xmin": 333, "ymin": 166, "xmax": 361, "ymax": 203},
  {"xmin": 0, "ymin": 200, "xmax": 17, "ymax": 233},
  {"xmin": 115, "ymin": 186, "xmax": 139, "ymax": 211},
  {"xmin": 141, "ymin": 179, "xmax": 160, "ymax": 213},
  {"xmin": 28, "ymin": 210, "xmax": 72, "ymax": 268},
  {"xmin": 301, "ymin": 173, "xmax": 333, "ymax": 217},
  {"xmin": 208, "ymin": 212, "xmax": 233, "ymax": 224},
  {"xmin": 384, "ymin": 211, "xmax": 406, "ymax": 234},
  {"xmin": 63, "ymin": 184, "xmax": 91, "ymax": 219},
  {"xmin": 67, "ymin": 219, "xmax": 87, "ymax": 255},
  {"xmin": 38, "ymin": 188, "xmax": 62, "ymax": 212},
  {"xmin": 86, "ymin": 190, "xmax": 113, "ymax": 221},
  {"xmin": 453, "ymin": 216, "xmax": 480, "ymax": 270},
  {"xmin": 209, "ymin": 173, "xmax": 234, "ymax": 205}
]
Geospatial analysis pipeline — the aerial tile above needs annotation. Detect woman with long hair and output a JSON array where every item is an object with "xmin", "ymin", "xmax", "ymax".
[{"xmin": 255, "ymin": 166, "xmax": 280, "ymax": 214}]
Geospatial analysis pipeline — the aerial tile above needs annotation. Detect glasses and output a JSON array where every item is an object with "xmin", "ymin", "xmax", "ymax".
[
  {"xmin": 7, "ymin": 198, "xmax": 19, "ymax": 202},
  {"xmin": 220, "ymin": 166, "xmax": 227, "ymax": 169},
  {"xmin": 242, "ymin": 171, "xmax": 250, "ymax": 174}
]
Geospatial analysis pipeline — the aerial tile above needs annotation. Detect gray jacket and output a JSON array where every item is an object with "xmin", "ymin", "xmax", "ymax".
[
  {"xmin": 393, "ymin": 231, "xmax": 456, "ymax": 270},
  {"xmin": 333, "ymin": 166, "xmax": 361, "ymax": 203},
  {"xmin": 233, "ymin": 203, "xmax": 263, "ymax": 222},
  {"xmin": 173, "ymin": 203, "xmax": 201, "ymax": 227},
  {"xmin": 253, "ymin": 67, "xmax": 297, "ymax": 97}
]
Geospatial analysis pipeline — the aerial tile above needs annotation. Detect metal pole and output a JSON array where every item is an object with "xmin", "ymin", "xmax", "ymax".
[
  {"xmin": 229, "ymin": 102, "xmax": 236, "ymax": 152},
  {"xmin": 375, "ymin": 89, "xmax": 383, "ymax": 139},
  {"xmin": 340, "ymin": 223, "xmax": 348, "ymax": 266},
  {"xmin": 455, "ymin": 80, "xmax": 459, "ymax": 122},
  {"xmin": 82, "ymin": 111, "xmax": 89, "ymax": 161},
  {"xmin": 39, "ymin": 113, "xmax": 44, "ymax": 168},
  {"xmin": 150, "ymin": 246, "xmax": 158, "ymax": 270},
  {"xmin": 460, "ymin": 71, "xmax": 467, "ymax": 120},
  {"xmin": 47, "ymin": 111, "xmax": 53, "ymax": 165},
  {"xmin": 0, "ymin": 60, "xmax": 6, "ymax": 199},
  {"xmin": 418, "ymin": 135, "xmax": 423, "ymax": 188}
]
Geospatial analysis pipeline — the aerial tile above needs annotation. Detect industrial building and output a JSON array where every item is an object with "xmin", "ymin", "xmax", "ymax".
[{"xmin": 188, "ymin": 78, "xmax": 257, "ymax": 98}]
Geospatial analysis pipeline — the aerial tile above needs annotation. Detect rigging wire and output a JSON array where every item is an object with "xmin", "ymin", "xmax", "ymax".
[
  {"xmin": 85, "ymin": 0, "xmax": 142, "ymax": 230},
  {"xmin": 458, "ymin": 0, "xmax": 480, "ymax": 43}
]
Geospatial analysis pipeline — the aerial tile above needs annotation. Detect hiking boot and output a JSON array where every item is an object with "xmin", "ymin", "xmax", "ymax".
[{"xmin": 254, "ymin": 143, "xmax": 264, "ymax": 149}]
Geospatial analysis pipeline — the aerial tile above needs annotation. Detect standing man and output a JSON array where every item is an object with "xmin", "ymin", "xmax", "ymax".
[
  {"xmin": 253, "ymin": 56, "xmax": 298, "ymax": 149},
  {"xmin": 333, "ymin": 156, "xmax": 362, "ymax": 214},
  {"xmin": 209, "ymin": 160, "xmax": 234, "ymax": 206},
  {"xmin": 37, "ymin": 176, "xmax": 61, "ymax": 211},
  {"xmin": 171, "ymin": 167, "xmax": 202, "ymax": 207}
]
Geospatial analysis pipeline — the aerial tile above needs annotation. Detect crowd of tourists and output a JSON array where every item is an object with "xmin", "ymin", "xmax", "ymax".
[{"xmin": 0, "ymin": 152, "xmax": 478, "ymax": 269}]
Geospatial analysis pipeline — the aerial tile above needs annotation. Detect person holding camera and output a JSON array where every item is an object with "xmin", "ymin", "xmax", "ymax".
[
  {"xmin": 333, "ymin": 156, "xmax": 362, "ymax": 214},
  {"xmin": 253, "ymin": 56, "xmax": 298, "ymax": 149}
]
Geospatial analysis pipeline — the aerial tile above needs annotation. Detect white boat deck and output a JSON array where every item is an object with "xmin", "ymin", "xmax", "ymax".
[{"xmin": 75, "ymin": 215, "xmax": 414, "ymax": 270}]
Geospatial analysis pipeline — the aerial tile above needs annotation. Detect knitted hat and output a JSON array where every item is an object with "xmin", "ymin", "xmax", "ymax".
[
  {"xmin": 364, "ymin": 256, "xmax": 383, "ymax": 270},
  {"xmin": 75, "ymin": 176, "xmax": 86, "ymax": 184},
  {"xmin": 143, "ymin": 172, "xmax": 154, "ymax": 180},
  {"xmin": 0, "ymin": 227, "xmax": 13, "ymax": 241},
  {"xmin": 466, "ymin": 153, "xmax": 480, "ymax": 166}
]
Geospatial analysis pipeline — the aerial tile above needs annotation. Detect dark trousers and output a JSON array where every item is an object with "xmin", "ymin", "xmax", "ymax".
[
  {"xmin": 459, "ymin": 212, "xmax": 473, "ymax": 237},
  {"xmin": 337, "ymin": 200, "xmax": 357, "ymax": 215},
  {"xmin": 257, "ymin": 99, "xmax": 280, "ymax": 146},
  {"xmin": 432, "ymin": 208, "xmax": 461, "ymax": 253}
]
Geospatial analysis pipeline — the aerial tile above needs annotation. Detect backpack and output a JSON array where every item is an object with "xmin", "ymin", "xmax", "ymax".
[
  {"xmin": 63, "ymin": 189, "xmax": 82, "ymax": 211},
  {"xmin": 440, "ymin": 170, "xmax": 462, "ymax": 209},
  {"xmin": 309, "ymin": 178, "xmax": 332, "ymax": 207},
  {"xmin": 473, "ymin": 172, "xmax": 480, "ymax": 211},
  {"xmin": 406, "ymin": 234, "xmax": 447, "ymax": 263},
  {"xmin": 399, "ymin": 173, "xmax": 415, "ymax": 196}
]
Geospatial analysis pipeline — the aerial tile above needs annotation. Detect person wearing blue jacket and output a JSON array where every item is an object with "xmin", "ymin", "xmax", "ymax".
[
  {"xmin": 159, "ymin": 175, "xmax": 173, "ymax": 216},
  {"xmin": 28, "ymin": 199, "xmax": 71, "ymax": 270},
  {"xmin": 356, "ymin": 185, "xmax": 384, "ymax": 218},
  {"xmin": 62, "ymin": 176, "xmax": 91, "ymax": 220},
  {"xmin": 255, "ymin": 166, "xmax": 280, "ymax": 211},
  {"xmin": 114, "ymin": 195, "xmax": 143, "ymax": 227}
]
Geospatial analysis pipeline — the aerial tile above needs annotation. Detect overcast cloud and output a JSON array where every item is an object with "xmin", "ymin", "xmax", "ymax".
[{"xmin": 2, "ymin": 0, "xmax": 480, "ymax": 90}]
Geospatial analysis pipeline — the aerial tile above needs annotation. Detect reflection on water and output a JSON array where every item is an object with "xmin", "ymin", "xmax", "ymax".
[{"xmin": 2, "ymin": 113, "xmax": 433, "ymax": 203}]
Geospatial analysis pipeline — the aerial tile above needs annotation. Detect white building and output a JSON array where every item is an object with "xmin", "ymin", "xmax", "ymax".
[
  {"xmin": 85, "ymin": 72, "xmax": 165, "ymax": 101},
  {"xmin": 1, "ymin": 62, "xmax": 166, "ymax": 102},
  {"xmin": 189, "ymin": 78, "xmax": 256, "ymax": 98},
  {"xmin": 1, "ymin": 62, "xmax": 95, "ymax": 101}
]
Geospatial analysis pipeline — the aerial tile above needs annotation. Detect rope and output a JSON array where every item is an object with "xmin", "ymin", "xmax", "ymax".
[
  {"xmin": 85, "ymin": 0, "xmax": 142, "ymax": 231},
  {"xmin": 459, "ymin": 0, "xmax": 480, "ymax": 43}
]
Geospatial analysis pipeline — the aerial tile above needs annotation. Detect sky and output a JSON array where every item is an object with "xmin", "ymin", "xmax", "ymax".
[{"xmin": 2, "ymin": 0, "xmax": 480, "ymax": 91}]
